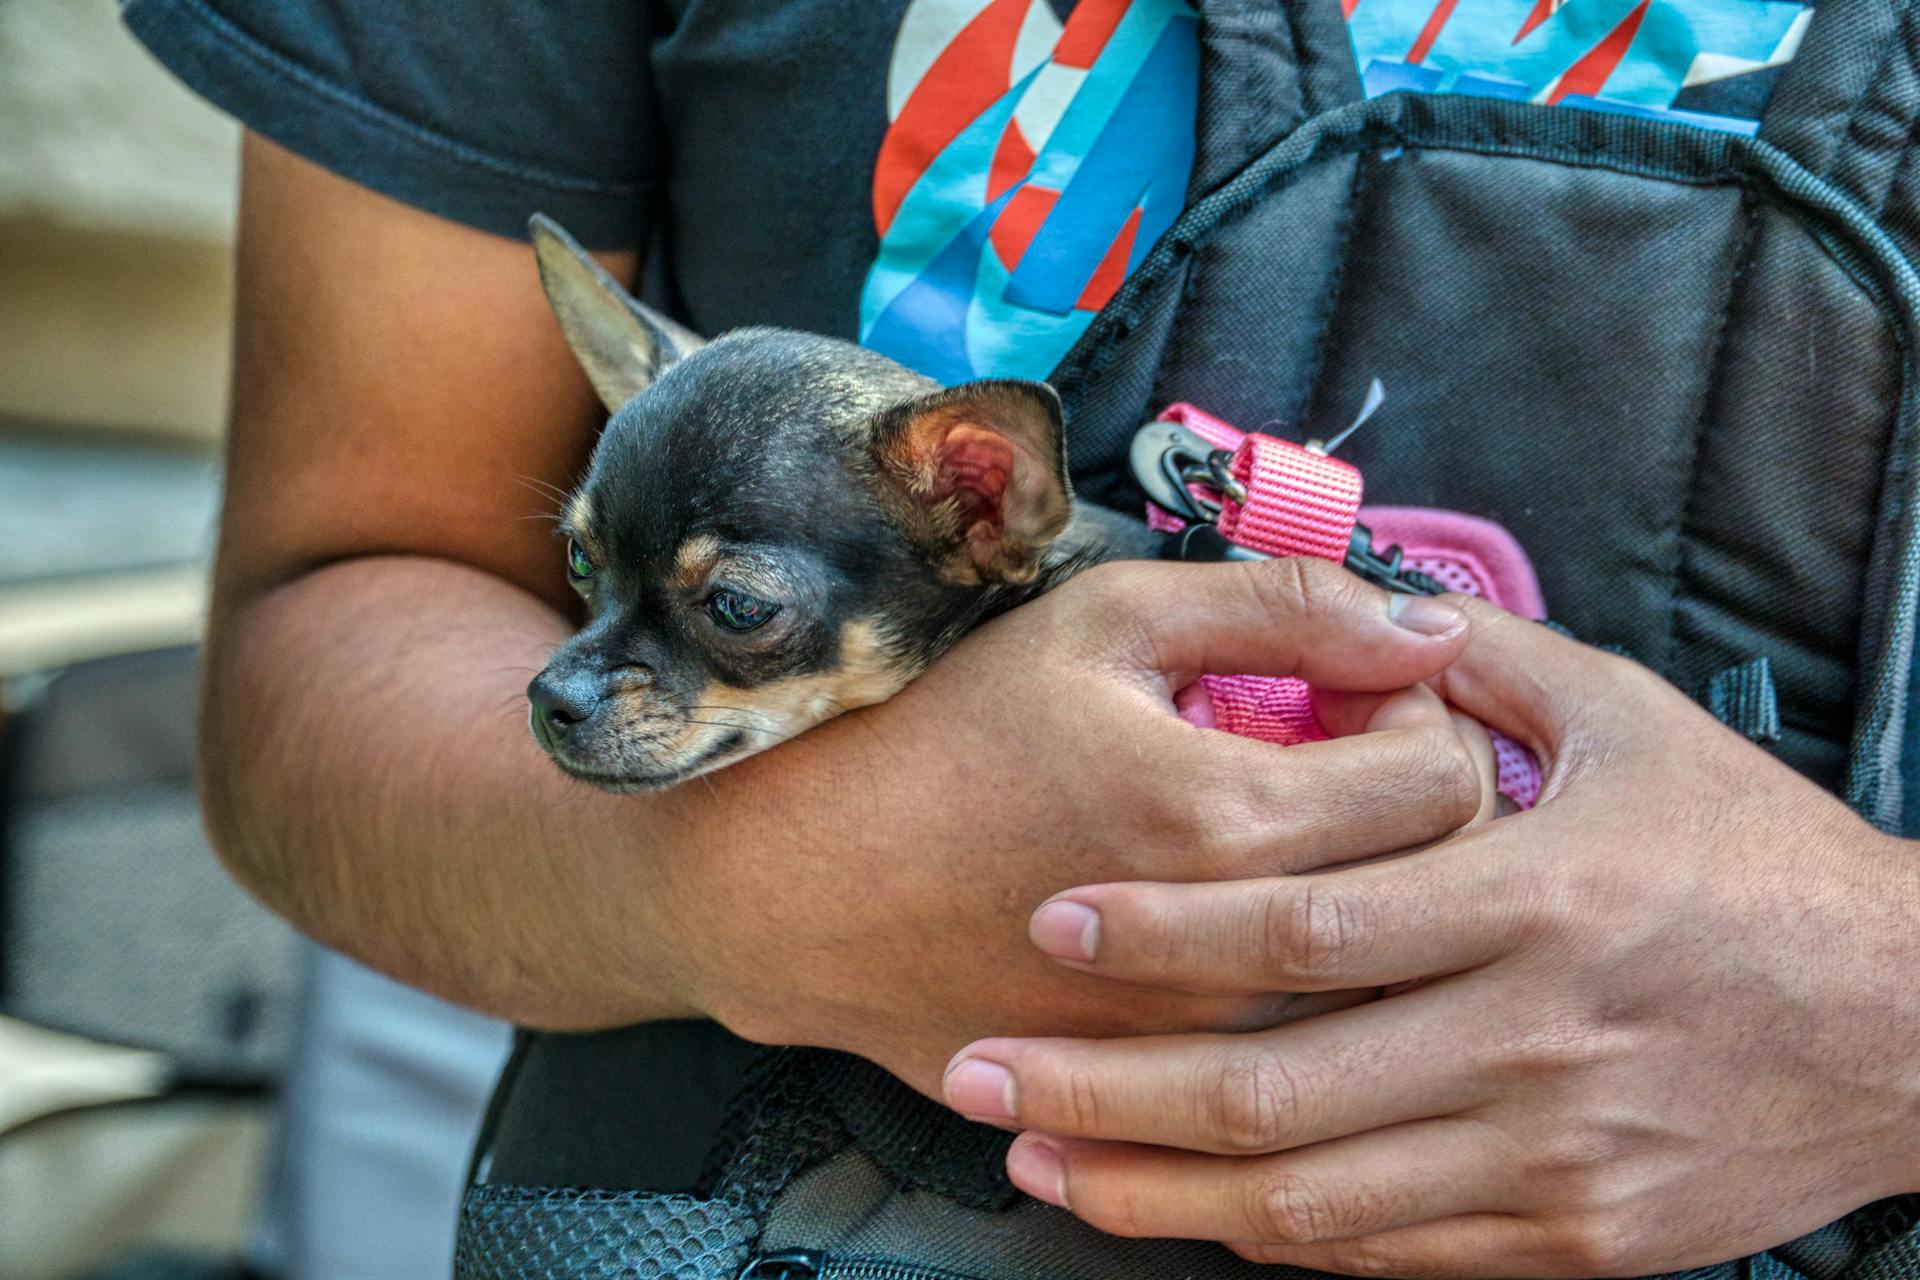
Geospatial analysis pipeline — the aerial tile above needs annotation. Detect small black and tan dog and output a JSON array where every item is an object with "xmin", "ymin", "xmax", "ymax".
[{"xmin": 525, "ymin": 215, "xmax": 1157, "ymax": 791}]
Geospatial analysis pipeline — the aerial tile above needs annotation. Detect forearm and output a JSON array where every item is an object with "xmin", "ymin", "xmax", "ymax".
[{"xmin": 200, "ymin": 552, "xmax": 698, "ymax": 1028}]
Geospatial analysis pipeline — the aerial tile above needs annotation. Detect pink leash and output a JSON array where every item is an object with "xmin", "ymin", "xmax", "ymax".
[{"xmin": 1150, "ymin": 403, "xmax": 1543, "ymax": 810}]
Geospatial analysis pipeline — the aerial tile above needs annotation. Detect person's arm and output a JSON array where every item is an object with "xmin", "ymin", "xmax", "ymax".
[
  {"xmin": 203, "ymin": 133, "xmax": 672, "ymax": 1023},
  {"xmin": 207, "ymin": 133, "xmax": 1494, "ymax": 1087}
]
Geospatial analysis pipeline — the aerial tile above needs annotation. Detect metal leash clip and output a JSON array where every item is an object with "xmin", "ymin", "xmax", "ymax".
[{"xmin": 1127, "ymin": 391, "xmax": 1445, "ymax": 595}]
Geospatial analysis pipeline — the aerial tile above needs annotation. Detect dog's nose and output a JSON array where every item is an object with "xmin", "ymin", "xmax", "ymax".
[{"xmin": 527, "ymin": 670, "xmax": 604, "ymax": 742}]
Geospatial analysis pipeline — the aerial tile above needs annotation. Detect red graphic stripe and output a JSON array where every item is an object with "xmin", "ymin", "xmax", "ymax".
[
  {"xmin": 1407, "ymin": 0, "xmax": 1461, "ymax": 64},
  {"xmin": 1546, "ymin": 0, "xmax": 1648, "ymax": 103},
  {"xmin": 1514, "ymin": 0, "xmax": 1557, "ymax": 42},
  {"xmin": 990, "ymin": 184, "xmax": 1060, "ymax": 269},
  {"xmin": 988, "ymin": 119, "xmax": 1035, "ymax": 203},
  {"xmin": 1074, "ymin": 205, "xmax": 1141, "ymax": 311},
  {"xmin": 873, "ymin": 0, "xmax": 1031, "ymax": 236},
  {"xmin": 1055, "ymin": 0, "xmax": 1131, "ymax": 69}
]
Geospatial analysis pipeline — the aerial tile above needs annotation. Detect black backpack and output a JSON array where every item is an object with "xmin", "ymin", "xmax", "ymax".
[{"xmin": 457, "ymin": 0, "xmax": 1920, "ymax": 1275}]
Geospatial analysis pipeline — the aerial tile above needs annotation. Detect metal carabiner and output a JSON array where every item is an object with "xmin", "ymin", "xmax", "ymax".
[{"xmin": 1129, "ymin": 419, "xmax": 1226, "ymax": 524}]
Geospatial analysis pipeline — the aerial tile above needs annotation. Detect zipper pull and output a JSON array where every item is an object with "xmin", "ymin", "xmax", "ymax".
[{"xmin": 737, "ymin": 1249, "xmax": 825, "ymax": 1280}]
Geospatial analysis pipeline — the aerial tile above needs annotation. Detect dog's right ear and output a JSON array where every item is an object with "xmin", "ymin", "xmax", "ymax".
[
  {"xmin": 529, "ymin": 213, "xmax": 704, "ymax": 413},
  {"xmin": 867, "ymin": 379, "xmax": 1073, "ymax": 586}
]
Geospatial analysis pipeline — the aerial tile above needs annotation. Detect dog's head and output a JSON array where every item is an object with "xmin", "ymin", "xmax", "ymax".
[{"xmin": 525, "ymin": 216, "xmax": 1077, "ymax": 791}]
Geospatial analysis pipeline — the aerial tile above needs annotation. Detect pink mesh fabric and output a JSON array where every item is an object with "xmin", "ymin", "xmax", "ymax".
[{"xmin": 1151, "ymin": 404, "xmax": 1543, "ymax": 810}]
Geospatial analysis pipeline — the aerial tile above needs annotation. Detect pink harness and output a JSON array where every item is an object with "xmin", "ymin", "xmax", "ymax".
[{"xmin": 1148, "ymin": 403, "xmax": 1544, "ymax": 810}]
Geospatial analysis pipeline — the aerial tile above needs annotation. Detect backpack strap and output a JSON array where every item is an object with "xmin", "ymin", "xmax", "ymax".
[
  {"xmin": 1762, "ymin": 0, "xmax": 1920, "ymax": 264},
  {"xmin": 1190, "ymin": 0, "xmax": 1363, "ymax": 195}
]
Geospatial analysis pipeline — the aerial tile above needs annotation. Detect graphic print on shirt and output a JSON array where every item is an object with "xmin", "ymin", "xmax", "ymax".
[
  {"xmin": 860, "ymin": 0, "xmax": 1199, "ymax": 385},
  {"xmin": 1344, "ymin": 0, "xmax": 1810, "ymax": 135}
]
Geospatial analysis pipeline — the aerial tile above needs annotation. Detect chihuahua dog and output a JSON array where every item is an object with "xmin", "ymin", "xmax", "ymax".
[{"xmin": 525, "ymin": 215, "xmax": 1159, "ymax": 791}]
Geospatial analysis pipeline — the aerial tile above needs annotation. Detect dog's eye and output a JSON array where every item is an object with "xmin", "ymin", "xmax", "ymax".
[
  {"xmin": 565, "ymin": 538, "xmax": 595, "ymax": 583},
  {"xmin": 707, "ymin": 589, "xmax": 781, "ymax": 632}
]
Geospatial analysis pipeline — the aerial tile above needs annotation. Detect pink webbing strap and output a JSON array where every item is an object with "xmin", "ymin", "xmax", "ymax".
[
  {"xmin": 1152, "ymin": 403, "xmax": 1541, "ymax": 810},
  {"xmin": 1156, "ymin": 404, "xmax": 1358, "ymax": 748},
  {"xmin": 1216, "ymin": 433, "xmax": 1363, "ymax": 564}
]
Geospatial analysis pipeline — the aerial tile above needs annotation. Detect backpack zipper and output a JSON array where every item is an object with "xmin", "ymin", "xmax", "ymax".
[{"xmin": 736, "ymin": 1250, "xmax": 986, "ymax": 1280}]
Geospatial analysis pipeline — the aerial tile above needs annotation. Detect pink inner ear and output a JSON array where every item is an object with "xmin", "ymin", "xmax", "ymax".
[{"xmin": 932, "ymin": 425, "xmax": 1015, "ymax": 529}]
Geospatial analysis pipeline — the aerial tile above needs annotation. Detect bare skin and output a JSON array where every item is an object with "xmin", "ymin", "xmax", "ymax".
[
  {"xmin": 950, "ymin": 597, "xmax": 1920, "ymax": 1276},
  {"xmin": 205, "ymin": 134, "xmax": 1492, "ymax": 1096}
]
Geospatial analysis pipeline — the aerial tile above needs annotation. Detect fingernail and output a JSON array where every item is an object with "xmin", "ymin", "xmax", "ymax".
[
  {"xmin": 944, "ymin": 1057, "xmax": 1016, "ymax": 1120},
  {"xmin": 1388, "ymin": 593, "xmax": 1464, "ymax": 636},
  {"xmin": 1030, "ymin": 900, "xmax": 1100, "ymax": 962},
  {"xmin": 1007, "ymin": 1136, "xmax": 1069, "ymax": 1208}
]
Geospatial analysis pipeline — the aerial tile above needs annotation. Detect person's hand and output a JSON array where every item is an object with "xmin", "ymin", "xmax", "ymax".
[
  {"xmin": 943, "ymin": 597, "xmax": 1920, "ymax": 1276},
  {"xmin": 631, "ymin": 558, "xmax": 1493, "ymax": 1097}
]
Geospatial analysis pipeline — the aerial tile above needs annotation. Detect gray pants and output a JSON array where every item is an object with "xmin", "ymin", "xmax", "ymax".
[{"xmin": 249, "ymin": 945, "xmax": 511, "ymax": 1280}]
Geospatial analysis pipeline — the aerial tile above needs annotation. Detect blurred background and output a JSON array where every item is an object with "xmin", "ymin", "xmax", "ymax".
[{"xmin": 1, "ymin": 3, "xmax": 507, "ymax": 1276}]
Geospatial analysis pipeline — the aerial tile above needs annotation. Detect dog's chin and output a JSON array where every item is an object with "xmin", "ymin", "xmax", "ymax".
[{"xmin": 546, "ymin": 729, "xmax": 753, "ymax": 795}]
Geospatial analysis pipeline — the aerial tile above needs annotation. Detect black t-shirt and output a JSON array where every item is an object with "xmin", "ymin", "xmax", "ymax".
[{"xmin": 126, "ymin": 0, "xmax": 1209, "ymax": 386}]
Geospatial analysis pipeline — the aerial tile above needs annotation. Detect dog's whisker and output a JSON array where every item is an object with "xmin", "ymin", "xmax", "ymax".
[{"xmin": 515, "ymin": 475, "xmax": 574, "ymax": 505}]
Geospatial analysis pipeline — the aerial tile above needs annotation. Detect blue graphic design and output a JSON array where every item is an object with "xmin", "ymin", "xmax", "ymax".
[
  {"xmin": 861, "ymin": 0, "xmax": 1201, "ymax": 383},
  {"xmin": 1346, "ymin": 0, "xmax": 1807, "ymax": 136}
]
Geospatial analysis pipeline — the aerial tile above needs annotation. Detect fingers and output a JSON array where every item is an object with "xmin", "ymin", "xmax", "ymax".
[
  {"xmin": 1229, "ymin": 1215, "xmax": 1563, "ymax": 1280},
  {"xmin": 1153, "ymin": 686, "xmax": 1493, "ymax": 874},
  {"xmin": 944, "ymin": 983, "xmax": 1494, "ymax": 1152},
  {"xmin": 1083, "ymin": 558, "xmax": 1470, "ymax": 694},
  {"xmin": 1004, "ymin": 1121, "xmax": 1513, "ymax": 1248},
  {"xmin": 1425, "ymin": 594, "xmax": 1653, "ymax": 755},
  {"xmin": 1024, "ymin": 843, "xmax": 1533, "ymax": 993},
  {"xmin": 1313, "ymin": 683, "xmax": 1503, "ymax": 832},
  {"xmin": 1450, "ymin": 709, "xmax": 1503, "ymax": 826}
]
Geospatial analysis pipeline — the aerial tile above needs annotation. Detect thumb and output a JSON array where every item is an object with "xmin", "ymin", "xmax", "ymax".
[
  {"xmin": 1428, "ymin": 594, "xmax": 1634, "ymax": 754},
  {"xmin": 1098, "ymin": 558, "xmax": 1470, "ymax": 694}
]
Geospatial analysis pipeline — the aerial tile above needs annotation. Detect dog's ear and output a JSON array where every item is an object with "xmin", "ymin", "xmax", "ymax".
[
  {"xmin": 867, "ymin": 379, "xmax": 1073, "ymax": 585},
  {"xmin": 529, "ymin": 213, "xmax": 704, "ymax": 413}
]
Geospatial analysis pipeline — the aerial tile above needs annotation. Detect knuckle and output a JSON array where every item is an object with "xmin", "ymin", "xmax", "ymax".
[
  {"xmin": 1554, "ymin": 1216, "xmax": 1637, "ymax": 1275},
  {"xmin": 1104, "ymin": 884, "xmax": 1185, "ymax": 980},
  {"xmin": 1497, "ymin": 1013, "xmax": 1628, "ymax": 1080},
  {"xmin": 1534, "ymin": 1128, "xmax": 1629, "ymax": 1181},
  {"xmin": 1245, "ymin": 556, "xmax": 1347, "ymax": 630},
  {"xmin": 1264, "ymin": 883, "xmax": 1372, "ymax": 984},
  {"xmin": 1181, "ymin": 802, "xmax": 1264, "ymax": 879},
  {"xmin": 1228, "ymin": 1242, "xmax": 1287, "ymax": 1265},
  {"xmin": 1246, "ymin": 1168, "xmax": 1331, "ymax": 1243},
  {"xmin": 1322, "ymin": 1238, "xmax": 1404, "ymax": 1278},
  {"xmin": 1079, "ymin": 1178, "xmax": 1157, "ymax": 1239},
  {"xmin": 1207, "ymin": 1050, "xmax": 1307, "ymax": 1152},
  {"xmin": 1407, "ymin": 724, "xmax": 1485, "ymax": 830},
  {"xmin": 1235, "ymin": 557, "xmax": 1309, "ymax": 637},
  {"xmin": 1059, "ymin": 1060, "xmax": 1106, "ymax": 1133}
]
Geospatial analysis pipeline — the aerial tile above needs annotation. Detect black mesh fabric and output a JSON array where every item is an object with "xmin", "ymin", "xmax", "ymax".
[
  {"xmin": 454, "ymin": 1186, "xmax": 754, "ymax": 1280},
  {"xmin": 1, "ymin": 647, "xmax": 299, "ymax": 1080}
]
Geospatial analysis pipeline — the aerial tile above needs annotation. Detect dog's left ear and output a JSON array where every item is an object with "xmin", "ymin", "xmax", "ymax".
[
  {"xmin": 867, "ymin": 379, "xmax": 1073, "ymax": 585},
  {"xmin": 529, "ymin": 213, "xmax": 704, "ymax": 413}
]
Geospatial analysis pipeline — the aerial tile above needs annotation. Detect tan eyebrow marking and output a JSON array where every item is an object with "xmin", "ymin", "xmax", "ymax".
[
  {"xmin": 560, "ymin": 490, "xmax": 607, "ymax": 564},
  {"xmin": 563, "ymin": 490, "xmax": 594, "ymax": 537},
  {"xmin": 673, "ymin": 534, "xmax": 725, "ymax": 590}
]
